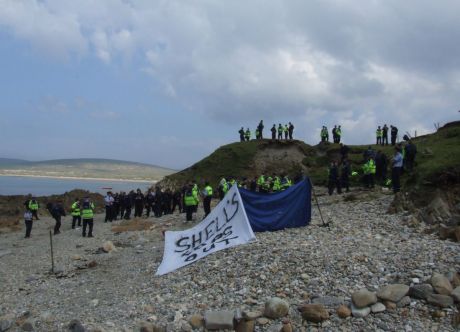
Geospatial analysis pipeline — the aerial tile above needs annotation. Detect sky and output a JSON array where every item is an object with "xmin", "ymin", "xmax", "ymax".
[{"xmin": 0, "ymin": 0, "xmax": 459, "ymax": 170}]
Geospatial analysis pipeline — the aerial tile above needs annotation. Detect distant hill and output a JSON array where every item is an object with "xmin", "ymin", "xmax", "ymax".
[
  {"xmin": 161, "ymin": 121, "xmax": 460, "ymax": 189},
  {"xmin": 0, "ymin": 158, "xmax": 175, "ymax": 181}
]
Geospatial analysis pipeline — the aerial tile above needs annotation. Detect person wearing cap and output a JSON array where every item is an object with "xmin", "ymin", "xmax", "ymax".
[
  {"xmin": 104, "ymin": 191, "xmax": 114, "ymax": 222},
  {"xmin": 81, "ymin": 197, "xmax": 95, "ymax": 237}
]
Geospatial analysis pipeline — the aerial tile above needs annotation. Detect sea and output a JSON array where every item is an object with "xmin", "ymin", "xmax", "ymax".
[{"xmin": 0, "ymin": 176, "xmax": 154, "ymax": 196}]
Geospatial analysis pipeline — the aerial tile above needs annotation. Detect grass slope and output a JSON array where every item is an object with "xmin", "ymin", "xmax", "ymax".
[{"xmin": 163, "ymin": 121, "xmax": 460, "ymax": 189}]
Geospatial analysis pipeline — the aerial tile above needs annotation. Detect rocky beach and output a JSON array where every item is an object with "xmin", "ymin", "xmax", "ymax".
[{"xmin": 0, "ymin": 188, "xmax": 459, "ymax": 331}]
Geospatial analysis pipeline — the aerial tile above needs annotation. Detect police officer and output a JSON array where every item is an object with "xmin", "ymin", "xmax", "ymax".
[
  {"xmin": 257, "ymin": 120, "xmax": 264, "ymax": 139},
  {"xmin": 336, "ymin": 125, "xmax": 342, "ymax": 143},
  {"xmin": 81, "ymin": 197, "xmax": 95, "ymax": 237},
  {"xmin": 124, "ymin": 191, "xmax": 133, "ymax": 219},
  {"xmin": 203, "ymin": 181, "xmax": 213, "ymax": 217},
  {"xmin": 245, "ymin": 128, "xmax": 251, "ymax": 141},
  {"xmin": 184, "ymin": 185, "xmax": 197, "ymax": 222},
  {"xmin": 363, "ymin": 156, "xmax": 376, "ymax": 189},
  {"xmin": 288, "ymin": 122, "xmax": 294, "ymax": 140},
  {"xmin": 376, "ymin": 126, "xmax": 383, "ymax": 145},
  {"xmin": 104, "ymin": 191, "xmax": 114, "ymax": 223},
  {"xmin": 340, "ymin": 158, "xmax": 351, "ymax": 193},
  {"xmin": 28, "ymin": 197, "xmax": 40, "ymax": 220},
  {"xmin": 390, "ymin": 125, "xmax": 398, "ymax": 145},
  {"xmin": 382, "ymin": 124, "xmax": 389, "ymax": 145},
  {"xmin": 391, "ymin": 146, "xmax": 403, "ymax": 193},
  {"xmin": 271, "ymin": 124, "xmax": 276, "ymax": 140},
  {"xmin": 71, "ymin": 198, "xmax": 81, "ymax": 229},
  {"xmin": 144, "ymin": 189, "xmax": 155, "ymax": 217},
  {"xmin": 134, "ymin": 189, "xmax": 144, "ymax": 217},
  {"xmin": 48, "ymin": 201, "xmax": 66, "ymax": 235}
]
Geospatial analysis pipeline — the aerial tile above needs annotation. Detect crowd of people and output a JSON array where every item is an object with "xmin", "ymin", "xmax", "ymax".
[{"xmin": 238, "ymin": 120, "xmax": 295, "ymax": 141}]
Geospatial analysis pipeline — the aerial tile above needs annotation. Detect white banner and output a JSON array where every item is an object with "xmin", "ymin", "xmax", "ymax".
[{"xmin": 156, "ymin": 185, "xmax": 256, "ymax": 275}]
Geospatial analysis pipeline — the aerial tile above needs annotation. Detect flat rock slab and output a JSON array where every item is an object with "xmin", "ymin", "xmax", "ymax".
[
  {"xmin": 352, "ymin": 289, "xmax": 377, "ymax": 308},
  {"xmin": 205, "ymin": 310, "xmax": 234, "ymax": 330},
  {"xmin": 312, "ymin": 296, "xmax": 346, "ymax": 307},
  {"xmin": 298, "ymin": 304, "xmax": 329, "ymax": 323},
  {"xmin": 426, "ymin": 294, "xmax": 454, "ymax": 308},
  {"xmin": 377, "ymin": 284, "xmax": 409, "ymax": 302},
  {"xmin": 452, "ymin": 286, "xmax": 460, "ymax": 302},
  {"xmin": 431, "ymin": 273, "xmax": 453, "ymax": 295}
]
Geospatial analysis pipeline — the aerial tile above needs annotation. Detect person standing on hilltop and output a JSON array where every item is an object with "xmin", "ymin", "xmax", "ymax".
[
  {"xmin": 284, "ymin": 124, "xmax": 289, "ymax": 139},
  {"xmin": 277, "ymin": 124, "xmax": 283, "ymax": 140},
  {"xmin": 390, "ymin": 125, "xmax": 398, "ymax": 145},
  {"xmin": 288, "ymin": 122, "xmax": 294, "ymax": 139},
  {"xmin": 81, "ymin": 197, "xmax": 95, "ymax": 237},
  {"xmin": 245, "ymin": 128, "xmax": 251, "ymax": 141},
  {"xmin": 332, "ymin": 125, "xmax": 338, "ymax": 143},
  {"xmin": 382, "ymin": 124, "xmax": 389, "ymax": 145},
  {"xmin": 271, "ymin": 124, "xmax": 276, "ymax": 140},
  {"xmin": 336, "ymin": 125, "xmax": 342, "ymax": 143},
  {"xmin": 238, "ymin": 127, "xmax": 245, "ymax": 142},
  {"xmin": 376, "ymin": 126, "xmax": 383, "ymax": 145},
  {"xmin": 24, "ymin": 208, "xmax": 33, "ymax": 238},
  {"xmin": 257, "ymin": 120, "xmax": 264, "ymax": 139},
  {"xmin": 71, "ymin": 198, "xmax": 81, "ymax": 229}
]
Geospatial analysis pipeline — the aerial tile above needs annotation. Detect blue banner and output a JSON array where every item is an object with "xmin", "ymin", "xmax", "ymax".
[{"xmin": 238, "ymin": 178, "xmax": 312, "ymax": 232}]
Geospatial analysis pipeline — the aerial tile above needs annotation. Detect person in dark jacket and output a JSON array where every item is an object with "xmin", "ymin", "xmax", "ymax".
[
  {"xmin": 172, "ymin": 189, "xmax": 182, "ymax": 213},
  {"xmin": 328, "ymin": 161, "xmax": 341, "ymax": 195},
  {"xmin": 47, "ymin": 201, "xmax": 66, "ymax": 235},
  {"xmin": 238, "ymin": 127, "xmax": 245, "ymax": 142},
  {"xmin": 133, "ymin": 189, "xmax": 144, "ymax": 217},
  {"xmin": 288, "ymin": 122, "xmax": 294, "ymax": 140},
  {"xmin": 340, "ymin": 143, "xmax": 349, "ymax": 163},
  {"xmin": 154, "ymin": 187, "xmax": 163, "ymax": 217},
  {"xmin": 257, "ymin": 120, "xmax": 264, "ymax": 139},
  {"xmin": 123, "ymin": 191, "xmax": 133, "ymax": 220},
  {"xmin": 144, "ymin": 189, "xmax": 155, "ymax": 217},
  {"xmin": 390, "ymin": 125, "xmax": 398, "ymax": 145},
  {"xmin": 382, "ymin": 124, "xmax": 389, "ymax": 145},
  {"xmin": 113, "ymin": 193, "xmax": 120, "ymax": 220},
  {"xmin": 119, "ymin": 192, "xmax": 126, "ymax": 219},
  {"xmin": 404, "ymin": 140, "xmax": 417, "ymax": 172},
  {"xmin": 340, "ymin": 158, "xmax": 351, "ymax": 193},
  {"xmin": 271, "ymin": 124, "xmax": 276, "ymax": 140}
]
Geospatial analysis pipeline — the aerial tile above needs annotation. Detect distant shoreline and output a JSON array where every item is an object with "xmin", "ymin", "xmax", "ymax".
[{"xmin": 0, "ymin": 173, "xmax": 157, "ymax": 183}]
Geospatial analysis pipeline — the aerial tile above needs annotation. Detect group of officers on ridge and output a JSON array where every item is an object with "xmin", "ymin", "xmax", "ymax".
[{"xmin": 239, "ymin": 120, "xmax": 295, "ymax": 141}]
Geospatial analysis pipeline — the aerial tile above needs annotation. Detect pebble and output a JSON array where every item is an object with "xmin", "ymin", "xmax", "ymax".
[
  {"xmin": 377, "ymin": 284, "xmax": 409, "ymax": 302},
  {"xmin": 371, "ymin": 302, "xmax": 386, "ymax": 313},
  {"xmin": 264, "ymin": 297, "xmax": 289, "ymax": 319},
  {"xmin": 350, "ymin": 303, "xmax": 371, "ymax": 318},
  {"xmin": 430, "ymin": 273, "xmax": 453, "ymax": 295},
  {"xmin": 352, "ymin": 289, "xmax": 377, "ymax": 308}
]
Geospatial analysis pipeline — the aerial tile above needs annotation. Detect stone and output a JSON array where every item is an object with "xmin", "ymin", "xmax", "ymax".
[
  {"xmin": 256, "ymin": 318, "xmax": 269, "ymax": 325},
  {"xmin": 87, "ymin": 260, "xmax": 97, "ymax": 268},
  {"xmin": 281, "ymin": 319, "xmax": 293, "ymax": 332},
  {"xmin": 408, "ymin": 284, "xmax": 433, "ymax": 300},
  {"xmin": 351, "ymin": 289, "xmax": 377, "ymax": 308},
  {"xmin": 432, "ymin": 310, "xmax": 446, "ymax": 318},
  {"xmin": 188, "ymin": 314, "xmax": 203, "ymax": 329},
  {"xmin": 426, "ymin": 294, "xmax": 454, "ymax": 308},
  {"xmin": 397, "ymin": 296, "xmax": 411, "ymax": 308},
  {"xmin": 377, "ymin": 284, "xmax": 409, "ymax": 302},
  {"xmin": 102, "ymin": 241, "xmax": 116, "ymax": 253},
  {"xmin": 235, "ymin": 320, "xmax": 255, "ymax": 332},
  {"xmin": 450, "ymin": 287, "xmax": 460, "ymax": 302},
  {"xmin": 267, "ymin": 324, "xmax": 282, "ymax": 332},
  {"xmin": 453, "ymin": 312, "xmax": 460, "ymax": 328},
  {"xmin": 382, "ymin": 301, "xmax": 397, "ymax": 310},
  {"xmin": 137, "ymin": 322, "xmax": 165, "ymax": 332},
  {"xmin": 204, "ymin": 310, "xmax": 234, "ymax": 330},
  {"xmin": 264, "ymin": 297, "xmax": 289, "ymax": 319},
  {"xmin": 439, "ymin": 224, "xmax": 456, "ymax": 240},
  {"xmin": 68, "ymin": 319, "xmax": 85, "ymax": 332},
  {"xmin": 72, "ymin": 255, "xmax": 82, "ymax": 260},
  {"xmin": 455, "ymin": 226, "xmax": 460, "ymax": 242},
  {"xmin": 431, "ymin": 273, "xmax": 453, "ymax": 295},
  {"xmin": 350, "ymin": 303, "xmax": 371, "ymax": 318},
  {"xmin": 21, "ymin": 322, "xmax": 34, "ymax": 331},
  {"xmin": 451, "ymin": 272, "xmax": 460, "ymax": 288},
  {"xmin": 336, "ymin": 305, "xmax": 351, "ymax": 318},
  {"xmin": 242, "ymin": 311, "xmax": 261, "ymax": 320},
  {"xmin": 371, "ymin": 302, "xmax": 386, "ymax": 313},
  {"xmin": 0, "ymin": 319, "xmax": 12, "ymax": 332},
  {"xmin": 298, "ymin": 304, "xmax": 329, "ymax": 323}
]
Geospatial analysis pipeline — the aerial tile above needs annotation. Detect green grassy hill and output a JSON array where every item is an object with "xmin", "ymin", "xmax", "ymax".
[
  {"xmin": 162, "ymin": 121, "xmax": 460, "ymax": 190},
  {"xmin": 0, "ymin": 158, "xmax": 174, "ymax": 181}
]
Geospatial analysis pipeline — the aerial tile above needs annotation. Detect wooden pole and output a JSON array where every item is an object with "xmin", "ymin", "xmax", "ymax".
[{"xmin": 49, "ymin": 230, "xmax": 54, "ymax": 273}]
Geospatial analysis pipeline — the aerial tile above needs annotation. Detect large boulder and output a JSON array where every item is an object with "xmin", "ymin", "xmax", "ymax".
[
  {"xmin": 431, "ymin": 273, "xmax": 453, "ymax": 295},
  {"xmin": 377, "ymin": 284, "xmax": 409, "ymax": 302},
  {"xmin": 408, "ymin": 284, "xmax": 433, "ymax": 300},
  {"xmin": 451, "ymin": 287, "xmax": 460, "ymax": 302}
]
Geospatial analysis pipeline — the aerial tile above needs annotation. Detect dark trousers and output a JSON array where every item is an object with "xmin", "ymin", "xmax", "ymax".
[
  {"xmin": 72, "ymin": 215, "xmax": 81, "ymax": 228},
  {"xmin": 391, "ymin": 135, "xmax": 396, "ymax": 145},
  {"xmin": 364, "ymin": 174, "xmax": 374, "ymax": 188},
  {"xmin": 31, "ymin": 210, "xmax": 39, "ymax": 220},
  {"xmin": 272, "ymin": 132, "xmax": 276, "ymax": 139},
  {"xmin": 405, "ymin": 157, "xmax": 415, "ymax": 172},
  {"xmin": 392, "ymin": 167, "xmax": 401, "ymax": 193},
  {"xmin": 124, "ymin": 207, "xmax": 131, "ymax": 220},
  {"xmin": 134, "ymin": 204, "xmax": 143, "ymax": 217},
  {"xmin": 341, "ymin": 175, "xmax": 349, "ymax": 192},
  {"xmin": 382, "ymin": 135, "xmax": 388, "ymax": 145},
  {"xmin": 278, "ymin": 132, "xmax": 282, "ymax": 139},
  {"xmin": 145, "ymin": 205, "xmax": 151, "ymax": 217},
  {"xmin": 120, "ymin": 206, "xmax": 125, "ymax": 219},
  {"xmin": 203, "ymin": 196, "xmax": 212, "ymax": 217},
  {"xmin": 185, "ymin": 205, "xmax": 194, "ymax": 221},
  {"xmin": 53, "ymin": 215, "xmax": 61, "ymax": 234},
  {"xmin": 289, "ymin": 131, "xmax": 293, "ymax": 140},
  {"xmin": 82, "ymin": 219, "xmax": 93, "ymax": 237},
  {"xmin": 376, "ymin": 137, "xmax": 381, "ymax": 145},
  {"xmin": 105, "ymin": 206, "xmax": 113, "ymax": 222},
  {"xmin": 328, "ymin": 179, "xmax": 341, "ymax": 195},
  {"xmin": 337, "ymin": 136, "xmax": 341, "ymax": 143},
  {"xmin": 240, "ymin": 135, "xmax": 245, "ymax": 142},
  {"xmin": 25, "ymin": 220, "xmax": 33, "ymax": 238}
]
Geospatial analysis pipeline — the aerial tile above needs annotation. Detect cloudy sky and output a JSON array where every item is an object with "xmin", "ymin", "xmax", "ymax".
[{"xmin": 0, "ymin": 0, "xmax": 459, "ymax": 169}]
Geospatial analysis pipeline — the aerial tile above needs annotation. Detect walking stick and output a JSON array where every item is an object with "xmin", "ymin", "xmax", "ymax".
[
  {"xmin": 308, "ymin": 178, "xmax": 330, "ymax": 229},
  {"xmin": 49, "ymin": 230, "xmax": 55, "ymax": 273}
]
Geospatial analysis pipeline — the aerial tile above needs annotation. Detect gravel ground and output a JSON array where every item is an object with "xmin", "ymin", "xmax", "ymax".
[{"xmin": 0, "ymin": 188, "xmax": 459, "ymax": 331}]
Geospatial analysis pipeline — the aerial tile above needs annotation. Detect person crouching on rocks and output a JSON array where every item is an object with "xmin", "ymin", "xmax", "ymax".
[{"xmin": 24, "ymin": 208, "xmax": 33, "ymax": 238}]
